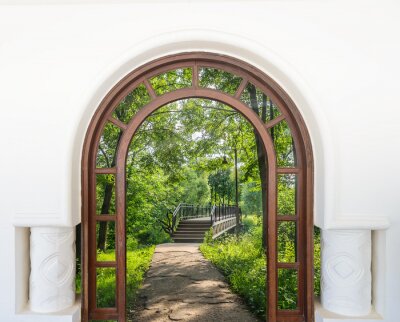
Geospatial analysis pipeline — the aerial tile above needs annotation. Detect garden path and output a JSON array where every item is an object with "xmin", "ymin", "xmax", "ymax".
[{"xmin": 130, "ymin": 243, "xmax": 260, "ymax": 322}]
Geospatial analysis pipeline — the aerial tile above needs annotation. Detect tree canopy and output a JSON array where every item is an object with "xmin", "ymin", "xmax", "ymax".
[{"xmin": 94, "ymin": 67, "xmax": 296, "ymax": 250}]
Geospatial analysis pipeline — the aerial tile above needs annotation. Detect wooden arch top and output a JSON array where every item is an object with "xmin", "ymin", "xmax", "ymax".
[{"xmin": 82, "ymin": 52, "xmax": 314, "ymax": 322}]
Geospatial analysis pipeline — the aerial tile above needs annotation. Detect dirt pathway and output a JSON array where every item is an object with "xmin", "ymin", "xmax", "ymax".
[{"xmin": 131, "ymin": 243, "xmax": 260, "ymax": 322}]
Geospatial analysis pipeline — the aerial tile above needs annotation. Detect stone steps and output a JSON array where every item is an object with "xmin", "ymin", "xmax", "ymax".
[{"xmin": 172, "ymin": 220, "xmax": 211, "ymax": 243}]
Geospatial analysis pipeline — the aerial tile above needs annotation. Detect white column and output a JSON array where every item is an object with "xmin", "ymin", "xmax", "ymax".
[
  {"xmin": 321, "ymin": 229, "xmax": 371, "ymax": 316},
  {"xmin": 29, "ymin": 227, "xmax": 76, "ymax": 313}
]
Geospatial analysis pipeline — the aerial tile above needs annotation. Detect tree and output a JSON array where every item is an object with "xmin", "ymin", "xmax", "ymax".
[
  {"xmin": 208, "ymin": 169, "xmax": 234, "ymax": 205},
  {"xmin": 94, "ymin": 67, "xmax": 296, "ymax": 250}
]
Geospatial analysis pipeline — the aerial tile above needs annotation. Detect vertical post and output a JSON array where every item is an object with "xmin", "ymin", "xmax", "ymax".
[
  {"xmin": 234, "ymin": 146, "xmax": 238, "ymax": 208},
  {"xmin": 234, "ymin": 146, "xmax": 240, "ymax": 236}
]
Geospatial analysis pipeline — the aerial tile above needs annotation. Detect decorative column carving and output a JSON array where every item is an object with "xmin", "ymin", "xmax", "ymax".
[
  {"xmin": 29, "ymin": 227, "xmax": 76, "ymax": 313},
  {"xmin": 321, "ymin": 229, "xmax": 371, "ymax": 316}
]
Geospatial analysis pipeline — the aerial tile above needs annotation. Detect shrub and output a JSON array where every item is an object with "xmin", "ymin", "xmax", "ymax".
[{"xmin": 201, "ymin": 216, "xmax": 321, "ymax": 318}]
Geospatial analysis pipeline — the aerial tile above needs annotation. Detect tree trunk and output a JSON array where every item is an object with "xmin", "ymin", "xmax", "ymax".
[
  {"xmin": 269, "ymin": 96, "xmax": 275, "ymax": 143},
  {"xmin": 97, "ymin": 182, "xmax": 114, "ymax": 251},
  {"xmin": 97, "ymin": 130, "xmax": 123, "ymax": 251},
  {"xmin": 248, "ymin": 84, "xmax": 268, "ymax": 248}
]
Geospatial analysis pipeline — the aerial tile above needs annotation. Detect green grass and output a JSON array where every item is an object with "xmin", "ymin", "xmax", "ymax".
[
  {"xmin": 75, "ymin": 245, "xmax": 155, "ymax": 311},
  {"xmin": 201, "ymin": 217, "xmax": 267, "ymax": 317},
  {"xmin": 200, "ymin": 215, "xmax": 321, "ymax": 319}
]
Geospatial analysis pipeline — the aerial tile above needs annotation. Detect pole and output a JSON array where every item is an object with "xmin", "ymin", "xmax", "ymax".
[
  {"xmin": 235, "ymin": 146, "xmax": 238, "ymax": 207},
  {"xmin": 234, "ymin": 146, "xmax": 239, "ymax": 237}
]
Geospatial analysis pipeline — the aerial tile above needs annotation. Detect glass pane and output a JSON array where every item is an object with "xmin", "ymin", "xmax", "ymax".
[
  {"xmin": 199, "ymin": 67, "xmax": 243, "ymax": 95},
  {"xmin": 96, "ymin": 267, "xmax": 116, "ymax": 308},
  {"xmin": 277, "ymin": 174, "xmax": 297, "ymax": 216},
  {"xmin": 150, "ymin": 68, "xmax": 192, "ymax": 95},
  {"xmin": 277, "ymin": 221, "xmax": 297, "ymax": 263},
  {"xmin": 96, "ymin": 122, "xmax": 122, "ymax": 167},
  {"xmin": 240, "ymin": 82, "xmax": 281, "ymax": 121},
  {"xmin": 96, "ymin": 174, "xmax": 116, "ymax": 215},
  {"xmin": 96, "ymin": 221, "xmax": 116, "ymax": 261},
  {"xmin": 112, "ymin": 83, "xmax": 151, "ymax": 123},
  {"xmin": 271, "ymin": 120, "xmax": 296, "ymax": 167},
  {"xmin": 278, "ymin": 268, "xmax": 298, "ymax": 310}
]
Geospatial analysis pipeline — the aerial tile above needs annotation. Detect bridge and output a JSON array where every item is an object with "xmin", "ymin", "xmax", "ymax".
[{"xmin": 170, "ymin": 203, "xmax": 241, "ymax": 243}]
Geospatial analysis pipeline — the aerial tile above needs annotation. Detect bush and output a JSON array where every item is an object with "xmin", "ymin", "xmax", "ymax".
[
  {"xmin": 200, "ymin": 223, "xmax": 267, "ymax": 317},
  {"xmin": 200, "ymin": 216, "xmax": 321, "ymax": 318}
]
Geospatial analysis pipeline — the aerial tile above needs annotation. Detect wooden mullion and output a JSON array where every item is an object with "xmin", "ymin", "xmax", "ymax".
[
  {"xmin": 277, "ymin": 262, "xmax": 300, "ymax": 269},
  {"xmin": 192, "ymin": 62, "xmax": 198, "ymax": 88},
  {"xmin": 276, "ymin": 312, "xmax": 304, "ymax": 322},
  {"xmin": 96, "ymin": 261, "xmax": 117, "ymax": 268},
  {"xmin": 265, "ymin": 114, "xmax": 285, "ymax": 129},
  {"xmin": 89, "ymin": 309, "xmax": 118, "ymax": 320},
  {"xmin": 277, "ymin": 215, "xmax": 298, "ymax": 221},
  {"xmin": 234, "ymin": 78, "xmax": 248, "ymax": 98},
  {"xmin": 89, "ymin": 165, "xmax": 97, "ymax": 316},
  {"xmin": 95, "ymin": 215, "xmax": 116, "ymax": 221},
  {"xmin": 108, "ymin": 116, "xmax": 127, "ymax": 131},
  {"xmin": 143, "ymin": 78, "xmax": 157, "ymax": 99},
  {"xmin": 277, "ymin": 167, "xmax": 300, "ymax": 174},
  {"xmin": 94, "ymin": 167, "xmax": 117, "ymax": 174},
  {"xmin": 278, "ymin": 309, "xmax": 302, "ymax": 315}
]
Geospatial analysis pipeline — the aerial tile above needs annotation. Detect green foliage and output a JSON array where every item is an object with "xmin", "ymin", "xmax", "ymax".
[
  {"xmin": 208, "ymin": 169, "xmax": 235, "ymax": 204},
  {"xmin": 277, "ymin": 222, "xmax": 296, "ymax": 263},
  {"xmin": 200, "ymin": 223, "xmax": 267, "ymax": 317},
  {"xmin": 277, "ymin": 174, "xmax": 296, "ymax": 215},
  {"xmin": 271, "ymin": 120, "xmax": 296, "ymax": 167},
  {"xmin": 77, "ymin": 246, "xmax": 155, "ymax": 309},
  {"xmin": 112, "ymin": 83, "xmax": 151, "ymax": 123},
  {"xmin": 199, "ymin": 67, "xmax": 243, "ymax": 95},
  {"xmin": 179, "ymin": 169, "xmax": 210, "ymax": 205},
  {"xmin": 96, "ymin": 122, "xmax": 122, "ymax": 167},
  {"xmin": 240, "ymin": 181, "xmax": 262, "ymax": 216},
  {"xmin": 201, "ymin": 218, "xmax": 322, "ymax": 318},
  {"xmin": 203, "ymin": 227, "xmax": 213, "ymax": 244},
  {"xmin": 314, "ymin": 227, "xmax": 321, "ymax": 296},
  {"xmin": 150, "ymin": 68, "xmax": 192, "ymax": 96},
  {"xmin": 126, "ymin": 246, "xmax": 156, "ymax": 311}
]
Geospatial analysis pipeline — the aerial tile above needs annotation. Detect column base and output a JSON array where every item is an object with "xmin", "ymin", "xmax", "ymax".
[
  {"xmin": 19, "ymin": 297, "xmax": 81, "ymax": 322},
  {"xmin": 315, "ymin": 300, "xmax": 383, "ymax": 322}
]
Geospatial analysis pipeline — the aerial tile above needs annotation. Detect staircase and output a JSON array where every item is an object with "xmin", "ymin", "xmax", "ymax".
[{"xmin": 172, "ymin": 219, "xmax": 211, "ymax": 243}]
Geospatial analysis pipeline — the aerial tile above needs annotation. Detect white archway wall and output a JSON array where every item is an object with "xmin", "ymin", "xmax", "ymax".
[{"xmin": 0, "ymin": 1, "xmax": 399, "ymax": 321}]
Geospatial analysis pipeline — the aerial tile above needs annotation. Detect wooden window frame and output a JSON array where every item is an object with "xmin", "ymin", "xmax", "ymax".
[{"xmin": 81, "ymin": 52, "xmax": 314, "ymax": 322}]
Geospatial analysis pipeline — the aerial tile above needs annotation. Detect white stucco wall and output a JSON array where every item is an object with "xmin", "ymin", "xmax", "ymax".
[{"xmin": 0, "ymin": 1, "xmax": 399, "ymax": 321}]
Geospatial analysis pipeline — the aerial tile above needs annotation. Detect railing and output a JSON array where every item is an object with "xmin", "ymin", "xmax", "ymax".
[
  {"xmin": 172, "ymin": 203, "xmax": 213, "ymax": 233},
  {"xmin": 173, "ymin": 203, "xmax": 214, "ymax": 221},
  {"xmin": 172, "ymin": 203, "xmax": 241, "ymax": 238},
  {"xmin": 211, "ymin": 205, "xmax": 240, "ymax": 239},
  {"xmin": 212, "ymin": 216, "xmax": 238, "ymax": 239},
  {"xmin": 210, "ymin": 205, "xmax": 238, "ymax": 224}
]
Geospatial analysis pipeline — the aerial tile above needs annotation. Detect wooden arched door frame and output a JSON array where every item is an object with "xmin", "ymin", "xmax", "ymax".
[{"xmin": 82, "ymin": 52, "xmax": 314, "ymax": 322}]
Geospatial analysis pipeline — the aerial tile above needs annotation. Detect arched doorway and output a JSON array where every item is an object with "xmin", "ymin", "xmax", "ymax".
[{"xmin": 81, "ymin": 52, "xmax": 314, "ymax": 322}]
